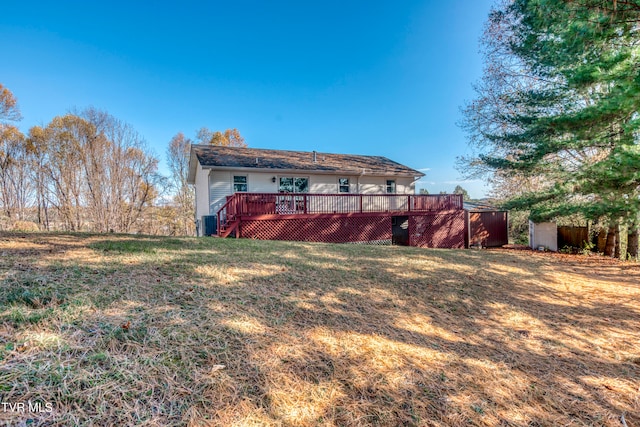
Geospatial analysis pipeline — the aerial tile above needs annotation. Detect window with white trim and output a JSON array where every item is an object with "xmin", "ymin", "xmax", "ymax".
[
  {"xmin": 233, "ymin": 175, "xmax": 247, "ymax": 192},
  {"xmin": 279, "ymin": 177, "xmax": 309, "ymax": 193},
  {"xmin": 386, "ymin": 180, "xmax": 396, "ymax": 194},
  {"xmin": 277, "ymin": 177, "xmax": 309, "ymax": 213},
  {"xmin": 338, "ymin": 178, "xmax": 349, "ymax": 193}
]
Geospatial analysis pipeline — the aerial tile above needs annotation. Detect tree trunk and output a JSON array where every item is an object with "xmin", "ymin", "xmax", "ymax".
[
  {"xmin": 604, "ymin": 225, "xmax": 617, "ymax": 257},
  {"xmin": 597, "ymin": 228, "xmax": 607, "ymax": 253},
  {"xmin": 628, "ymin": 224, "xmax": 639, "ymax": 260},
  {"xmin": 614, "ymin": 225, "xmax": 621, "ymax": 259}
]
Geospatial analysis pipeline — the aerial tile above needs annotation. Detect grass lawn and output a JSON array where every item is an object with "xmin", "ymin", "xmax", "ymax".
[{"xmin": 0, "ymin": 233, "xmax": 638, "ymax": 426}]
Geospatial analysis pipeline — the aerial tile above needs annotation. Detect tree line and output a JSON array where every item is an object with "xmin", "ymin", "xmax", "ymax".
[
  {"xmin": 419, "ymin": 185, "xmax": 471, "ymax": 201},
  {"xmin": 0, "ymin": 83, "xmax": 245, "ymax": 235},
  {"xmin": 461, "ymin": 0, "xmax": 640, "ymax": 259}
]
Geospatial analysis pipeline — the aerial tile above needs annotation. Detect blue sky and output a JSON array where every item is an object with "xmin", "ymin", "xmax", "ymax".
[{"xmin": 1, "ymin": 0, "xmax": 494, "ymax": 198}]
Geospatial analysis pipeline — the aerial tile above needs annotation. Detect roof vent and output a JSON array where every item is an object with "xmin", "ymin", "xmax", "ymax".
[{"xmin": 312, "ymin": 151, "xmax": 317, "ymax": 162}]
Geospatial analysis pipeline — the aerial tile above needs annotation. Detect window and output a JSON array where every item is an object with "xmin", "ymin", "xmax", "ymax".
[
  {"xmin": 233, "ymin": 175, "xmax": 247, "ymax": 192},
  {"xmin": 386, "ymin": 180, "xmax": 396, "ymax": 194},
  {"xmin": 277, "ymin": 177, "xmax": 309, "ymax": 213},
  {"xmin": 338, "ymin": 178, "xmax": 349, "ymax": 193},
  {"xmin": 294, "ymin": 177, "xmax": 309, "ymax": 193},
  {"xmin": 279, "ymin": 177, "xmax": 309, "ymax": 193},
  {"xmin": 279, "ymin": 177, "xmax": 293, "ymax": 193}
]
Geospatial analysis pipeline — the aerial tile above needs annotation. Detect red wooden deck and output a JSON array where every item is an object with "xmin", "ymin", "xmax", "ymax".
[{"xmin": 215, "ymin": 193, "xmax": 466, "ymax": 248}]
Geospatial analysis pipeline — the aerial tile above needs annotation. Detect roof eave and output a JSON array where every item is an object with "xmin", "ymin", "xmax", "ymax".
[{"xmin": 199, "ymin": 165, "xmax": 423, "ymax": 178}]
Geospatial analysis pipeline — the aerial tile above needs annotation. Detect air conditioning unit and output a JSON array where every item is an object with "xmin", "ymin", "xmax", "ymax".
[{"xmin": 201, "ymin": 215, "xmax": 217, "ymax": 236}]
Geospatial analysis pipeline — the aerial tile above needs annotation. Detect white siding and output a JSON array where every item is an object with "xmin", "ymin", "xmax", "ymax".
[
  {"xmin": 357, "ymin": 176, "xmax": 415, "ymax": 195},
  {"xmin": 248, "ymin": 173, "xmax": 278, "ymax": 193},
  {"xmin": 195, "ymin": 163, "xmax": 210, "ymax": 222},
  {"xmin": 209, "ymin": 171, "xmax": 231, "ymax": 216},
  {"xmin": 313, "ymin": 175, "xmax": 359, "ymax": 194},
  {"xmin": 358, "ymin": 176, "xmax": 385, "ymax": 194},
  {"xmin": 205, "ymin": 172, "xmax": 278, "ymax": 217},
  {"xmin": 396, "ymin": 177, "xmax": 414, "ymax": 194},
  {"xmin": 350, "ymin": 179, "xmax": 358, "ymax": 193},
  {"xmin": 196, "ymin": 168, "xmax": 418, "ymax": 218},
  {"xmin": 246, "ymin": 173, "xmax": 360, "ymax": 194}
]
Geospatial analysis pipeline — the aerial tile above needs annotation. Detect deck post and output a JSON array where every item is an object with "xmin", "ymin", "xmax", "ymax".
[{"xmin": 359, "ymin": 195, "xmax": 363, "ymax": 213}]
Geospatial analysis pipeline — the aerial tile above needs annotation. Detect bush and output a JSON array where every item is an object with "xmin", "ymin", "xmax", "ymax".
[{"xmin": 11, "ymin": 221, "xmax": 40, "ymax": 232}]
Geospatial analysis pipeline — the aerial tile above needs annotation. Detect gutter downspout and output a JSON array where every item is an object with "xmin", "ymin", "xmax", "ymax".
[
  {"xmin": 194, "ymin": 181, "xmax": 199, "ymax": 236},
  {"xmin": 411, "ymin": 176, "xmax": 422, "ymax": 194}
]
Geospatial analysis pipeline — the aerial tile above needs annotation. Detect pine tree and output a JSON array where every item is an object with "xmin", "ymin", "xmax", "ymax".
[{"xmin": 461, "ymin": 0, "xmax": 640, "ymax": 257}]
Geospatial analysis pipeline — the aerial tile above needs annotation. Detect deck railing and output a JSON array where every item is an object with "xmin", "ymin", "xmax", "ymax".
[{"xmin": 219, "ymin": 193, "xmax": 463, "ymax": 222}]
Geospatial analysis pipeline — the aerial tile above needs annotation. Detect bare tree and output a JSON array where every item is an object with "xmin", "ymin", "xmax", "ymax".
[
  {"xmin": 31, "ymin": 115, "xmax": 91, "ymax": 230},
  {"xmin": 165, "ymin": 127, "xmax": 247, "ymax": 235},
  {"xmin": 167, "ymin": 132, "xmax": 195, "ymax": 235},
  {"xmin": 81, "ymin": 108, "xmax": 161, "ymax": 233},
  {"xmin": 0, "ymin": 84, "xmax": 35, "ymax": 228},
  {"xmin": 0, "ymin": 125, "xmax": 31, "ymax": 222},
  {"xmin": 195, "ymin": 127, "xmax": 247, "ymax": 147},
  {"xmin": 0, "ymin": 83, "xmax": 21, "ymax": 123},
  {"xmin": 27, "ymin": 126, "xmax": 52, "ymax": 229},
  {"xmin": 29, "ymin": 110, "xmax": 161, "ymax": 233}
]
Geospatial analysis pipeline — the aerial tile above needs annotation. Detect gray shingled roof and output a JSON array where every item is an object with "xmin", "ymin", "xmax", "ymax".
[{"xmin": 190, "ymin": 145, "xmax": 424, "ymax": 177}]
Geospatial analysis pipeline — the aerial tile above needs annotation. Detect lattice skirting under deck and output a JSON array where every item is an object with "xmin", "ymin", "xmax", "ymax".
[
  {"xmin": 408, "ymin": 211, "xmax": 466, "ymax": 249},
  {"xmin": 238, "ymin": 211, "xmax": 467, "ymax": 249},
  {"xmin": 239, "ymin": 216, "xmax": 392, "ymax": 244}
]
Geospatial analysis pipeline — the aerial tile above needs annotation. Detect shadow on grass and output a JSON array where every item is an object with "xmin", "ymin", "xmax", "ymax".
[{"xmin": 0, "ymin": 232, "xmax": 638, "ymax": 426}]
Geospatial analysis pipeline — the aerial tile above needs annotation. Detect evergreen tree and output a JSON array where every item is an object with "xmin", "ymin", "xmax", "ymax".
[{"xmin": 461, "ymin": 0, "xmax": 640, "ymax": 257}]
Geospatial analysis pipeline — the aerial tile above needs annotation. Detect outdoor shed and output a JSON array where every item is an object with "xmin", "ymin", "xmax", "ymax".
[
  {"xmin": 529, "ymin": 221, "xmax": 558, "ymax": 252},
  {"xmin": 465, "ymin": 202, "xmax": 509, "ymax": 248}
]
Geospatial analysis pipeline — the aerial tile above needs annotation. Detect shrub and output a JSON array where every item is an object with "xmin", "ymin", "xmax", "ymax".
[{"xmin": 11, "ymin": 220, "xmax": 40, "ymax": 232}]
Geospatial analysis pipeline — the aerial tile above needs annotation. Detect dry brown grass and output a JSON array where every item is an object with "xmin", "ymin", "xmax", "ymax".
[{"xmin": 0, "ymin": 232, "xmax": 638, "ymax": 426}]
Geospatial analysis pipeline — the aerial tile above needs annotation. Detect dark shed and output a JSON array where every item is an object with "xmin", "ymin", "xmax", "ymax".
[{"xmin": 465, "ymin": 202, "xmax": 509, "ymax": 248}]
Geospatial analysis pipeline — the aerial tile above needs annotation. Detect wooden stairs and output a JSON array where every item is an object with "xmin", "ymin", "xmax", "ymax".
[{"xmin": 218, "ymin": 215, "xmax": 239, "ymax": 238}]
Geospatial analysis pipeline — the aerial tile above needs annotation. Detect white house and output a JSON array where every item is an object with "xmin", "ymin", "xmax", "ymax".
[{"xmin": 187, "ymin": 145, "xmax": 425, "ymax": 235}]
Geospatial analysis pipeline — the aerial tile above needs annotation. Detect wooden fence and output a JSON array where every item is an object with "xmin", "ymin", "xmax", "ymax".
[{"xmin": 558, "ymin": 226, "xmax": 589, "ymax": 249}]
